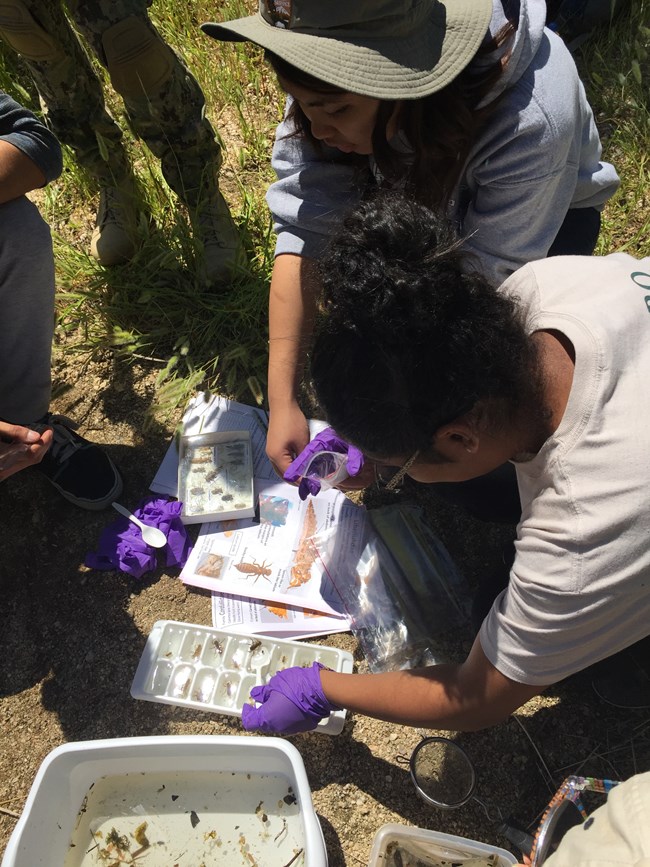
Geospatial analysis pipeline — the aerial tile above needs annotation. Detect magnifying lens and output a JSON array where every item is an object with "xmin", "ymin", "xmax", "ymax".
[
  {"xmin": 406, "ymin": 737, "xmax": 502, "ymax": 822},
  {"xmin": 401, "ymin": 738, "xmax": 608, "ymax": 865}
]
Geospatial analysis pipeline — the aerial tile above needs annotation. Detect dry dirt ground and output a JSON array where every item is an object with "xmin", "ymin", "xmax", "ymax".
[{"xmin": 2, "ymin": 351, "xmax": 649, "ymax": 867}]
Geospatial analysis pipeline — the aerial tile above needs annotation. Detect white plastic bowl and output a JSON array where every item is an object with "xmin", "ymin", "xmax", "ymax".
[
  {"xmin": 367, "ymin": 822, "xmax": 517, "ymax": 866},
  {"xmin": 2, "ymin": 735, "xmax": 327, "ymax": 867}
]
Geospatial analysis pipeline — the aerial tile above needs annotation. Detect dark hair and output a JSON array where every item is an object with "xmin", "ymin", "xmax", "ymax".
[
  {"xmin": 310, "ymin": 192, "xmax": 541, "ymax": 459},
  {"xmin": 266, "ymin": 21, "xmax": 515, "ymax": 210}
]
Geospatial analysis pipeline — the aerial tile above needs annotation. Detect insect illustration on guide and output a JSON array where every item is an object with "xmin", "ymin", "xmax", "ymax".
[
  {"xmin": 234, "ymin": 558, "xmax": 273, "ymax": 583},
  {"xmin": 195, "ymin": 553, "xmax": 226, "ymax": 578},
  {"xmin": 289, "ymin": 501, "xmax": 319, "ymax": 588}
]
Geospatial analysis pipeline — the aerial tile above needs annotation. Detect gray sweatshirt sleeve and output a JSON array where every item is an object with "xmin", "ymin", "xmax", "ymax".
[
  {"xmin": 457, "ymin": 30, "xmax": 619, "ymax": 284},
  {"xmin": 265, "ymin": 101, "xmax": 370, "ymax": 259},
  {"xmin": 0, "ymin": 92, "xmax": 63, "ymax": 183}
]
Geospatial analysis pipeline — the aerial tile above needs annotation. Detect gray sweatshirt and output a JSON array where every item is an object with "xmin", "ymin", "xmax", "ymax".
[
  {"xmin": 265, "ymin": 0, "xmax": 619, "ymax": 284},
  {"xmin": 0, "ymin": 92, "xmax": 62, "ymax": 184}
]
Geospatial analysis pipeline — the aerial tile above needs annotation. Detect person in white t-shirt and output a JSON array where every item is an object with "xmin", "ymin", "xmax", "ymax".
[{"xmin": 241, "ymin": 191, "xmax": 650, "ymax": 736}]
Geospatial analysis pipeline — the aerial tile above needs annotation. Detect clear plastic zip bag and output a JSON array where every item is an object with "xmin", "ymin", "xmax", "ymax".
[{"xmin": 315, "ymin": 503, "xmax": 471, "ymax": 672}]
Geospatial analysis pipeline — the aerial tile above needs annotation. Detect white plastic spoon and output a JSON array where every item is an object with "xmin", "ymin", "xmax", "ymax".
[{"xmin": 112, "ymin": 501, "xmax": 167, "ymax": 548}]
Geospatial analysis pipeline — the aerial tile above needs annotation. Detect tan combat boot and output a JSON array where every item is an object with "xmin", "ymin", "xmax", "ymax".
[
  {"xmin": 190, "ymin": 189, "xmax": 246, "ymax": 286},
  {"xmin": 90, "ymin": 184, "xmax": 139, "ymax": 266}
]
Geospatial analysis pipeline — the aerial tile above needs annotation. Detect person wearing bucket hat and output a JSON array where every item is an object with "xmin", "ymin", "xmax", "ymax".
[{"xmin": 202, "ymin": 0, "xmax": 619, "ymax": 479}]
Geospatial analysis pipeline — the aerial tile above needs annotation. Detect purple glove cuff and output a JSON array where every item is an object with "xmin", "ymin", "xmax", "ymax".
[
  {"xmin": 285, "ymin": 661, "xmax": 340, "ymax": 717},
  {"xmin": 241, "ymin": 662, "xmax": 342, "ymax": 734}
]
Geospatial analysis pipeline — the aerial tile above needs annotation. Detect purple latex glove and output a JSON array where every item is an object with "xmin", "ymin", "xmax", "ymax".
[
  {"xmin": 241, "ymin": 662, "xmax": 341, "ymax": 734},
  {"xmin": 85, "ymin": 496, "xmax": 192, "ymax": 578},
  {"xmin": 283, "ymin": 427, "xmax": 364, "ymax": 500}
]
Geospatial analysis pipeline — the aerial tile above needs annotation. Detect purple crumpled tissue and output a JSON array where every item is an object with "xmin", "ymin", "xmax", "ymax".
[{"xmin": 85, "ymin": 497, "xmax": 192, "ymax": 579}]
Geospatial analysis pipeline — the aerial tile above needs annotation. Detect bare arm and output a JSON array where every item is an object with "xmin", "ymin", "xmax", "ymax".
[
  {"xmin": 0, "ymin": 140, "xmax": 47, "ymax": 204},
  {"xmin": 321, "ymin": 636, "xmax": 544, "ymax": 731},
  {"xmin": 266, "ymin": 253, "xmax": 320, "ymax": 475}
]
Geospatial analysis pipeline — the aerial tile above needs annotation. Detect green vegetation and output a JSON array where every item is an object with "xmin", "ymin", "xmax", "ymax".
[
  {"xmin": 581, "ymin": 0, "xmax": 650, "ymax": 253},
  {"xmin": 0, "ymin": 0, "xmax": 648, "ymax": 422}
]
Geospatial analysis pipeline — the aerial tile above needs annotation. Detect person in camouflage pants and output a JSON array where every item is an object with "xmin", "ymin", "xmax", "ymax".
[{"xmin": 0, "ymin": 0, "xmax": 243, "ymax": 282}]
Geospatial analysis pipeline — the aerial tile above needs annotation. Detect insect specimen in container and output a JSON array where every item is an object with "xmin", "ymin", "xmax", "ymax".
[
  {"xmin": 192, "ymin": 675, "xmax": 215, "ymax": 703},
  {"xmin": 189, "ymin": 447, "xmax": 213, "ymax": 464},
  {"xmin": 235, "ymin": 558, "xmax": 273, "ymax": 583},
  {"xmin": 175, "ymin": 676, "xmax": 191, "ymax": 699},
  {"xmin": 93, "ymin": 825, "xmax": 151, "ymax": 864},
  {"xmin": 274, "ymin": 818, "xmax": 288, "ymax": 842}
]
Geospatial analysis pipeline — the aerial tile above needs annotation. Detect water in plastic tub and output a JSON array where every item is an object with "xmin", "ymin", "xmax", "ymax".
[{"xmin": 63, "ymin": 769, "xmax": 305, "ymax": 866}]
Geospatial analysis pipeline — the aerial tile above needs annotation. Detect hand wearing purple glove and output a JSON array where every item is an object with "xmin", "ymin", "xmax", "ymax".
[
  {"xmin": 283, "ymin": 427, "xmax": 364, "ymax": 499},
  {"xmin": 242, "ymin": 662, "xmax": 341, "ymax": 734}
]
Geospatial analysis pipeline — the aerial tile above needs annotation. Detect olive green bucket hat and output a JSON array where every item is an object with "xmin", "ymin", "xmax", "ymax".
[{"xmin": 202, "ymin": 0, "xmax": 493, "ymax": 101}]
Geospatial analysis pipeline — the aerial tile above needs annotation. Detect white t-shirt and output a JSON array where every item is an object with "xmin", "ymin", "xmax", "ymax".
[{"xmin": 480, "ymin": 253, "xmax": 650, "ymax": 685}]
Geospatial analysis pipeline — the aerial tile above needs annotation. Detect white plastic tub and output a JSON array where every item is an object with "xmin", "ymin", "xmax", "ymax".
[
  {"xmin": 368, "ymin": 822, "xmax": 517, "ymax": 866},
  {"xmin": 2, "ymin": 735, "xmax": 327, "ymax": 867}
]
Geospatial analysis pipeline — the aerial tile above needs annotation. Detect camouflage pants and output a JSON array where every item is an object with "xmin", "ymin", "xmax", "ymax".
[{"xmin": 0, "ymin": 0, "xmax": 222, "ymax": 204}]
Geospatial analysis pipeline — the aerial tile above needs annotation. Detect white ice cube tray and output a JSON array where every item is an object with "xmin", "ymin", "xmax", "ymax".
[{"xmin": 131, "ymin": 620, "xmax": 354, "ymax": 735}]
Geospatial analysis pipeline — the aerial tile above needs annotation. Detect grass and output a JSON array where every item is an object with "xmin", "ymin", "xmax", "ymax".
[
  {"xmin": 578, "ymin": 0, "xmax": 650, "ymax": 253},
  {"xmin": 0, "ymin": 0, "xmax": 649, "ymax": 423}
]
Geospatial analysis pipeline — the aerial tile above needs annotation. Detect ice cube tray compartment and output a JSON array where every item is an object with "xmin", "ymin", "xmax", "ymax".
[
  {"xmin": 131, "ymin": 620, "xmax": 354, "ymax": 735},
  {"xmin": 190, "ymin": 668, "xmax": 218, "ymax": 704}
]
